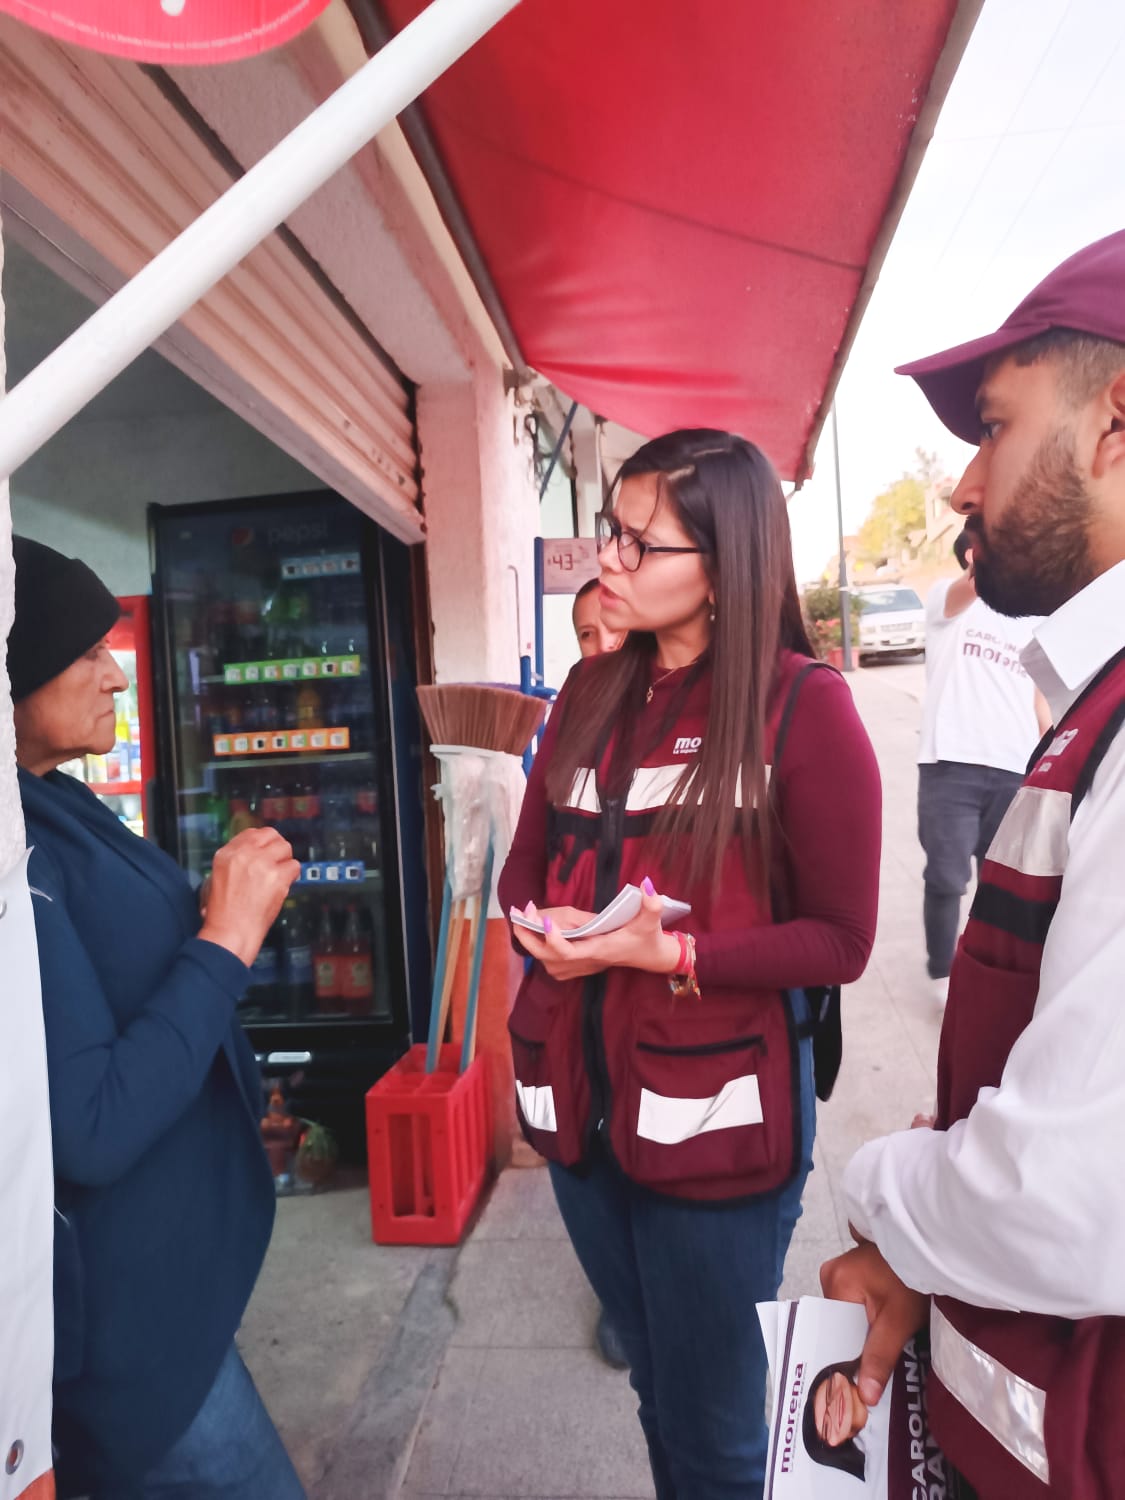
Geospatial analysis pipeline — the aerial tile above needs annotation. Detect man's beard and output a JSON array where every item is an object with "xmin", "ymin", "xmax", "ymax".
[{"xmin": 968, "ymin": 430, "xmax": 1097, "ymax": 617}]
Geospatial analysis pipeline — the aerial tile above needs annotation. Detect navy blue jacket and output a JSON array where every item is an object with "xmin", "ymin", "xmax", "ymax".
[{"xmin": 20, "ymin": 769, "xmax": 275, "ymax": 1495}]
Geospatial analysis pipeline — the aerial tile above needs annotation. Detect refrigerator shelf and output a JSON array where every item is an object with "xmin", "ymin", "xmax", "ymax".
[
  {"xmin": 85, "ymin": 780, "xmax": 144, "ymax": 796},
  {"xmin": 201, "ymin": 750, "xmax": 371, "ymax": 771}
]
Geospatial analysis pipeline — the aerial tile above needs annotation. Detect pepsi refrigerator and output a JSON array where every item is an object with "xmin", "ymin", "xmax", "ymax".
[{"xmin": 149, "ymin": 492, "xmax": 430, "ymax": 1158}]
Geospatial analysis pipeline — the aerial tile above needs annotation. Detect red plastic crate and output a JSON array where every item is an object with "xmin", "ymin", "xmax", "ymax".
[{"xmin": 366, "ymin": 1044, "xmax": 492, "ymax": 1245}]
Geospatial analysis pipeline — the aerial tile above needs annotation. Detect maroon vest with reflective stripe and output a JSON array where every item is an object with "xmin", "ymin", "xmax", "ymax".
[
  {"xmin": 929, "ymin": 646, "xmax": 1125, "ymax": 1499},
  {"xmin": 507, "ymin": 652, "xmax": 816, "ymax": 1203}
]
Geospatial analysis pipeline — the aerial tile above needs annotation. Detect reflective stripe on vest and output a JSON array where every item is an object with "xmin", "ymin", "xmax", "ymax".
[
  {"xmin": 564, "ymin": 762, "xmax": 770, "ymax": 814},
  {"xmin": 931, "ymin": 1305, "xmax": 1049, "ymax": 1486},
  {"xmin": 515, "ymin": 1082, "xmax": 557, "ymax": 1133},
  {"xmin": 636, "ymin": 1073, "xmax": 764, "ymax": 1145}
]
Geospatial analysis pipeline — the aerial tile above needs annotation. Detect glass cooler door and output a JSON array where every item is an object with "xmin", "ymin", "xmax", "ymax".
[{"xmin": 150, "ymin": 494, "xmax": 405, "ymax": 1034}]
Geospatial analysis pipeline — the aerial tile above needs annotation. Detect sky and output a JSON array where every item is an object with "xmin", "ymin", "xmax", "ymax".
[{"xmin": 787, "ymin": 0, "xmax": 1125, "ymax": 581}]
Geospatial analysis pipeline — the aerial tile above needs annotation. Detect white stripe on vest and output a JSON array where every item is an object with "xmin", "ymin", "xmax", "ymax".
[
  {"xmin": 515, "ymin": 1082, "xmax": 557, "ymax": 1133},
  {"xmin": 636, "ymin": 1075, "xmax": 763, "ymax": 1145},
  {"xmin": 930, "ymin": 1304, "xmax": 1050, "ymax": 1485},
  {"xmin": 564, "ymin": 765, "xmax": 770, "ymax": 815},
  {"xmin": 985, "ymin": 785, "xmax": 1072, "ymax": 879}
]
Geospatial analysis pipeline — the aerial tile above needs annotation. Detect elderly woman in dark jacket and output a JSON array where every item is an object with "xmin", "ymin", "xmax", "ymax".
[{"xmin": 9, "ymin": 537, "xmax": 305, "ymax": 1500}]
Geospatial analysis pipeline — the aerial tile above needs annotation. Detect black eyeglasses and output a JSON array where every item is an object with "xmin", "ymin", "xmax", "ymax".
[{"xmin": 595, "ymin": 512, "xmax": 706, "ymax": 573}]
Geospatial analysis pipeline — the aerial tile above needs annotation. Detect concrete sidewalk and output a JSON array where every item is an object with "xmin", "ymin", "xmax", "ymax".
[{"xmin": 242, "ymin": 662, "xmax": 942, "ymax": 1499}]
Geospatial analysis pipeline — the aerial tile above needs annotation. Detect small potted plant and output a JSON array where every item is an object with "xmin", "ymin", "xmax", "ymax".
[{"xmin": 296, "ymin": 1119, "xmax": 339, "ymax": 1189}]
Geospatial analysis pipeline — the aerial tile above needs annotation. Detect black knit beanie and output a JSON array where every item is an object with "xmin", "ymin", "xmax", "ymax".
[{"xmin": 7, "ymin": 537, "xmax": 121, "ymax": 702}]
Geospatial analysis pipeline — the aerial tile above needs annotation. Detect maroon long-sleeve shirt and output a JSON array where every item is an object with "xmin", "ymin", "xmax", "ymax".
[{"xmin": 498, "ymin": 658, "xmax": 881, "ymax": 990}]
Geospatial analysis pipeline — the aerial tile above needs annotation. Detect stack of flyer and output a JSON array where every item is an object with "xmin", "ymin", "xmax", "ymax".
[{"xmin": 756, "ymin": 1297, "xmax": 966, "ymax": 1498}]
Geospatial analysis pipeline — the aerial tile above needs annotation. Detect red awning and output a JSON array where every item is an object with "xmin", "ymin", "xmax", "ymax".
[
  {"xmin": 0, "ymin": 0, "xmax": 332, "ymax": 63},
  {"xmin": 379, "ymin": 0, "xmax": 978, "ymax": 481}
]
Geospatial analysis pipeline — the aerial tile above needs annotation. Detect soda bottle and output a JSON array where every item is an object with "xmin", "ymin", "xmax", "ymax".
[
  {"xmin": 286, "ymin": 588, "xmax": 311, "ymax": 658},
  {"xmin": 313, "ymin": 904, "xmax": 341, "ymax": 1013},
  {"xmin": 356, "ymin": 786, "xmax": 379, "ymax": 862},
  {"xmin": 227, "ymin": 782, "xmax": 263, "ymax": 837},
  {"xmin": 292, "ymin": 776, "xmax": 320, "ymax": 822},
  {"xmin": 339, "ymin": 903, "xmax": 374, "ymax": 1014},
  {"xmin": 296, "ymin": 682, "xmax": 321, "ymax": 730},
  {"xmin": 277, "ymin": 898, "xmax": 314, "ymax": 1020},
  {"xmin": 260, "ymin": 778, "xmax": 291, "ymax": 827},
  {"xmin": 246, "ymin": 927, "xmax": 281, "ymax": 1016}
]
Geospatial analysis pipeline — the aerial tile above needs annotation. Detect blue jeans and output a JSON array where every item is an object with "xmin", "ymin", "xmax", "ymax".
[
  {"xmin": 917, "ymin": 761, "xmax": 1023, "ymax": 977},
  {"xmin": 549, "ymin": 1015, "xmax": 816, "ymax": 1500},
  {"xmin": 94, "ymin": 1345, "xmax": 305, "ymax": 1500}
]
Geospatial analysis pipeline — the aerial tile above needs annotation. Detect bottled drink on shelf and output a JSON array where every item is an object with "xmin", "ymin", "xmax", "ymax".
[
  {"xmin": 202, "ymin": 690, "xmax": 226, "ymax": 739},
  {"xmin": 282, "ymin": 687, "xmax": 299, "ymax": 731},
  {"xmin": 327, "ymin": 825, "xmax": 360, "ymax": 863},
  {"xmin": 291, "ymin": 777, "xmax": 320, "ymax": 821},
  {"xmin": 277, "ymin": 898, "xmax": 314, "ymax": 1020},
  {"xmin": 260, "ymin": 779, "xmax": 291, "ymax": 826},
  {"xmin": 339, "ymin": 903, "xmax": 374, "ymax": 1015},
  {"xmin": 260, "ymin": 590, "xmax": 283, "ymax": 660},
  {"xmin": 356, "ymin": 786, "xmax": 379, "ymax": 863},
  {"xmin": 314, "ymin": 904, "xmax": 341, "ymax": 1013},
  {"xmin": 236, "ymin": 598, "xmax": 265, "ymax": 662},
  {"xmin": 286, "ymin": 588, "xmax": 312, "ymax": 658},
  {"xmin": 296, "ymin": 682, "xmax": 321, "ymax": 730},
  {"xmin": 228, "ymin": 783, "xmax": 263, "ymax": 837},
  {"xmin": 246, "ymin": 930, "xmax": 281, "ymax": 1016}
]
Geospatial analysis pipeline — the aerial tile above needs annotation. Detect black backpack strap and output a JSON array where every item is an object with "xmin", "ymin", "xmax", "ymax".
[{"xmin": 772, "ymin": 659, "xmax": 836, "ymax": 777}]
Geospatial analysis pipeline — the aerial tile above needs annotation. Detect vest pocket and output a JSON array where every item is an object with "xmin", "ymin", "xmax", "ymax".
[
  {"xmin": 614, "ymin": 1000, "xmax": 796, "ymax": 1196},
  {"xmin": 508, "ymin": 974, "xmax": 588, "ymax": 1166}
]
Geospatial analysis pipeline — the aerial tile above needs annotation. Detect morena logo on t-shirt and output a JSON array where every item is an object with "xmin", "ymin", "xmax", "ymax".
[{"xmin": 673, "ymin": 736, "xmax": 703, "ymax": 755}]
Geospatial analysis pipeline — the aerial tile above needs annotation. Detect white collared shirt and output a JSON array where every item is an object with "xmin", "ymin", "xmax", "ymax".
[{"xmin": 843, "ymin": 560, "xmax": 1125, "ymax": 1317}]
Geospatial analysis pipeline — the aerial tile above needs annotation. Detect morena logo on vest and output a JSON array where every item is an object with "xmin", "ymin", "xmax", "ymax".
[
  {"xmin": 673, "ymin": 735, "xmax": 703, "ymax": 755},
  {"xmin": 1034, "ymin": 728, "xmax": 1079, "ymax": 772}
]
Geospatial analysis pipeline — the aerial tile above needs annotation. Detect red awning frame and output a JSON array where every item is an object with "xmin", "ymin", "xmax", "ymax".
[
  {"xmin": 797, "ymin": 0, "xmax": 984, "ymax": 485},
  {"xmin": 353, "ymin": 0, "xmax": 985, "ymax": 485}
]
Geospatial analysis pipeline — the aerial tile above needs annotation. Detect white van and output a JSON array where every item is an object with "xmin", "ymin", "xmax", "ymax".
[{"xmin": 855, "ymin": 584, "xmax": 926, "ymax": 662}]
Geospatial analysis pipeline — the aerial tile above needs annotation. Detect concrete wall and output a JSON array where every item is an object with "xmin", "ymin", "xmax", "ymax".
[
  {"xmin": 0, "ymin": 217, "xmax": 22, "ymax": 873},
  {"xmin": 10, "ymin": 406, "xmax": 318, "ymax": 595},
  {"xmin": 418, "ymin": 372, "xmax": 537, "ymax": 684}
]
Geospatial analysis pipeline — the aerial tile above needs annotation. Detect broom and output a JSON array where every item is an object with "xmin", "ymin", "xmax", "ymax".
[
  {"xmin": 416, "ymin": 684, "xmax": 546, "ymax": 1071},
  {"xmin": 416, "ymin": 684, "xmax": 545, "ymax": 756}
]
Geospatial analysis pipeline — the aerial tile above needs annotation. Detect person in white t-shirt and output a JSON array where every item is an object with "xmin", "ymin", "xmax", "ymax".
[{"xmin": 917, "ymin": 528, "xmax": 1048, "ymax": 1004}]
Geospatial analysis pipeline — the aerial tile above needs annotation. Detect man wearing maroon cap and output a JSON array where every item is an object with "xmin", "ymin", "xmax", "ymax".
[{"xmin": 822, "ymin": 229, "xmax": 1125, "ymax": 1499}]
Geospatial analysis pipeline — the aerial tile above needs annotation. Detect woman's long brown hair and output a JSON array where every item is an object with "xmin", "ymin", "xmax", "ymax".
[{"xmin": 544, "ymin": 429, "xmax": 814, "ymax": 897}]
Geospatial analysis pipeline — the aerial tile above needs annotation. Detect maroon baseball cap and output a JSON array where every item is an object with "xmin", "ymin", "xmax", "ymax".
[{"xmin": 897, "ymin": 228, "xmax": 1125, "ymax": 445}]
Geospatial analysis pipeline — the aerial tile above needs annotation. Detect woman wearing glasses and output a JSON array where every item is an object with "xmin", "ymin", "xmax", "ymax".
[{"xmin": 498, "ymin": 430, "xmax": 881, "ymax": 1499}]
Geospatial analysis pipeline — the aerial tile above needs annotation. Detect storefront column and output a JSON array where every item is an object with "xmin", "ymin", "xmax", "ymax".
[
  {"xmin": 0, "ymin": 219, "xmax": 25, "ymax": 871},
  {"xmin": 417, "ymin": 368, "xmax": 537, "ymax": 684},
  {"xmin": 571, "ymin": 407, "xmax": 603, "ymax": 538}
]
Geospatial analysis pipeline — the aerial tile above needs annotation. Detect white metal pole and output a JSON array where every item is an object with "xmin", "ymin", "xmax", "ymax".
[
  {"xmin": 831, "ymin": 402, "xmax": 854, "ymax": 673},
  {"xmin": 0, "ymin": 0, "xmax": 521, "ymax": 482}
]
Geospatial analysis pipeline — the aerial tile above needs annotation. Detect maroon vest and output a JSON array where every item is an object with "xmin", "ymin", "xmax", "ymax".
[
  {"xmin": 929, "ymin": 645, "xmax": 1125, "ymax": 1498},
  {"xmin": 507, "ymin": 653, "xmax": 817, "ymax": 1203}
]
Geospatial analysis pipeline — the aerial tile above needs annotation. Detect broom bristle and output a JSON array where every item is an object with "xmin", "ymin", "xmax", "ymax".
[{"xmin": 415, "ymin": 684, "xmax": 546, "ymax": 754}]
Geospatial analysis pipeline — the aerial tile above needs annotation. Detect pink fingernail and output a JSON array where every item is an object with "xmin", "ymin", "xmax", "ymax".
[
  {"xmin": 642, "ymin": 876, "xmax": 655, "ymax": 897},
  {"xmin": 543, "ymin": 916, "xmax": 552, "ymax": 934}
]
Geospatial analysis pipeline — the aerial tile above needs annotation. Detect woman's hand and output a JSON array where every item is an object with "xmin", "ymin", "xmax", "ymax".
[
  {"xmin": 198, "ymin": 827, "xmax": 301, "ymax": 966},
  {"xmin": 510, "ymin": 881, "xmax": 681, "ymax": 982}
]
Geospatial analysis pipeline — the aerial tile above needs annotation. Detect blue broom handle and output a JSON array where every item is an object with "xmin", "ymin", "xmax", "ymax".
[
  {"xmin": 460, "ymin": 832, "xmax": 495, "ymax": 1073},
  {"xmin": 425, "ymin": 869, "xmax": 455, "ymax": 1073}
]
